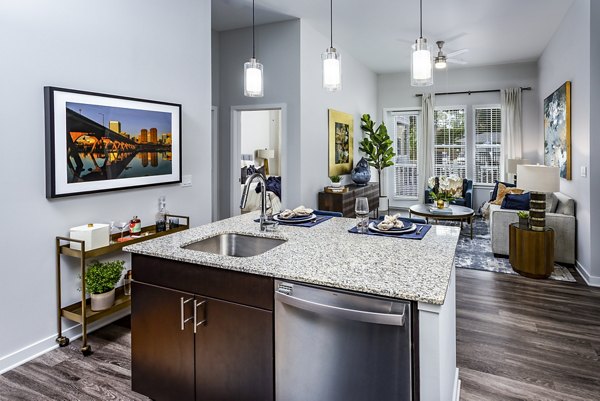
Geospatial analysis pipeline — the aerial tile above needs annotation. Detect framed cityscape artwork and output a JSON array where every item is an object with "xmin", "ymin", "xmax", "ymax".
[
  {"xmin": 543, "ymin": 81, "xmax": 571, "ymax": 180},
  {"xmin": 328, "ymin": 109, "xmax": 354, "ymax": 176},
  {"xmin": 44, "ymin": 87, "xmax": 182, "ymax": 198}
]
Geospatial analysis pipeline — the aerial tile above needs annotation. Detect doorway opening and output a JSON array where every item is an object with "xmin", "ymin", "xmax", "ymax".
[{"xmin": 231, "ymin": 105, "xmax": 286, "ymax": 217}]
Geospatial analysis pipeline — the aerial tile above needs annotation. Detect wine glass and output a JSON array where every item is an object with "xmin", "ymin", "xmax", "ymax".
[
  {"xmin": 109, "ymin": 221, "xmax": 116, "ymax": 244},
  {"xmin": 114, "ymin": 221, "xmax": 128, "ymax": 240},
  {"xmin": 355, "ymin": 197, "xmax": 370, "ymax": 234}
]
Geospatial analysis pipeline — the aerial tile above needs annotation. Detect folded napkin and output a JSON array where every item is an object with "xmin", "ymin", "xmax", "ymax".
[
  {"xmin": 377, "ymin": 214, "xmax": 405, "ymax": 231},
  {"xmin": 279, "ymin": 206, "xmax": 314, "ymax": 219}
]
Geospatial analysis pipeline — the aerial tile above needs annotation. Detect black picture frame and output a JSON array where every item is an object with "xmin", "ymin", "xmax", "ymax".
[{"xmin": 44, "ymin": 86, "xmax": 182, "ymax": 198}]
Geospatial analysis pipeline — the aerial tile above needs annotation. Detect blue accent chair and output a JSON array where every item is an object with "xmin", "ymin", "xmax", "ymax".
[{"xmin": 425, "ymin": 178, "xmax": 473, "ymax": 209}]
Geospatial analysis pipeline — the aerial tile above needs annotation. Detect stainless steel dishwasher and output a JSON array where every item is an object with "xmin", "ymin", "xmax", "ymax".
[{"xmin": 275, "ymin": 280, "xmax": 413, "ymax": 401}]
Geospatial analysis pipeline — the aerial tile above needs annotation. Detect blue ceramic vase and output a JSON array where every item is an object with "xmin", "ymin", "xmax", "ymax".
[{"xmin": 351, "ymin": 157, "xmax": 371, "ymax": 186}]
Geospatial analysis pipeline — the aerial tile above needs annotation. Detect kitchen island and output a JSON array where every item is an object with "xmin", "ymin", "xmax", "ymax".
[{"xmin": 125, "ymin": 212, "xmax": 461, "ymax": 401}]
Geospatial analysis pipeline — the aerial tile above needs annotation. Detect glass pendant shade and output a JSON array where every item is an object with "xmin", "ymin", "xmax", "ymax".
[
  {"xmin": 322, "ymin": 48, "xmax": 342, "ymax": 91},
  {"xmin": 411, "ymin": 38, "xmax": 433, "ymax": 86},
  {"xmin": 244, "ymin": 58, "xmax": 263, "ymax": 97},
  {"xmin": 434, "ymin": 56, "xmax": 447, "ymax": 69}
]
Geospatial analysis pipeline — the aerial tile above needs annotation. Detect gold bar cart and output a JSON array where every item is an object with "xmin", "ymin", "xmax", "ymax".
[{"xmin": 55, "ymin": 214, "xmax": 189, "ymax": 355}]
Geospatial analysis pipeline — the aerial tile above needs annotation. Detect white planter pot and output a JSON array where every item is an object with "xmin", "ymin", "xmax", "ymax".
[
  {"xmin": 330, "ymin": 182, "xmax": 342, "ymax": 188},
  {"xmin": 90, "ymin": 288, "xmax": 116, "ymax": 311},
  {"xmin": 379, "ymin": 196, "xmax": 389, "ymax": 212}
]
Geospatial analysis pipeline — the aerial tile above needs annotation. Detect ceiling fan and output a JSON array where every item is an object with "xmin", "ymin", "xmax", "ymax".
[{"xmin": 434, "ymin": 41, "xmax": 468, "ymax": 69}]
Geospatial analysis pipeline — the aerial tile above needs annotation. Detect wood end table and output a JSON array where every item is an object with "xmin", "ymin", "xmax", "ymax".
[{"xmin": 509, "ymin": 223, "xmax": 555, "ymax": 279}]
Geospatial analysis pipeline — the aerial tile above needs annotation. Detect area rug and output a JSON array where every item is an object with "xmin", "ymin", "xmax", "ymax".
[{"xmin": 452, "ymin": 217, "xmax": 576, "ymax": 282}]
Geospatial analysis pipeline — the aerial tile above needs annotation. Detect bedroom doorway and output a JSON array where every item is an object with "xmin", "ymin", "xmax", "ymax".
[{"xmin": 230, "ymin": 104, "xmax": 286, "ymax": 217}]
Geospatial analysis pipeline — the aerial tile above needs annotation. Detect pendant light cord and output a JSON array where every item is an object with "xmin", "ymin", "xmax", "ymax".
[
  {"xmin": 419, "ymin": 0, "xmax": 423, "ymax": 39},
  {"xmin": 252, "ymin": 0, "xmax": 256, "ymax": 58},
  {"xmin": 330, "ymin": 0, "xmax": 333, "ymax": 48}
]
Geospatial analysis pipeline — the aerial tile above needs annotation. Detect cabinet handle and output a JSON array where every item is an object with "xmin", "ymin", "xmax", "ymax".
[
  {"xmin": 194, "ymin": 299, "xmax": 207, "ymax": 333},
  {"xmin": 180, "ymin": 297, "xmax": 193, "ymax": 331}
]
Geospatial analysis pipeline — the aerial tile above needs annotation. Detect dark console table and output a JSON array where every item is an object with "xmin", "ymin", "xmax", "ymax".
[{"xmin": 318, "ymin": 183, "xmax": 379, "ymax": 217}]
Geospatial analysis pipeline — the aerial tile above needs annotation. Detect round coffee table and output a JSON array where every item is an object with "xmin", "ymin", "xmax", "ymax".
[{"xmin": 409, "ymin": 204, "xmax": 475, "ymax": 239}]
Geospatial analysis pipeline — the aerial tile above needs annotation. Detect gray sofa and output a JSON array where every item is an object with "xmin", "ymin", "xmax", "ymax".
[{"xmin": 488, "ymin": 192, "xmax": 576, "ymax": 264}]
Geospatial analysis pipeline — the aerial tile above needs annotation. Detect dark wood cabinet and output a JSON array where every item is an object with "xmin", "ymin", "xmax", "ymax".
[
  {"xmin": 318, "ymin": 183, "xmax": 379, "ymax": 217},
  {"xmin": 195, "ymin": 297, "xmax": 273, "ymax": 401},
  {"xmin": 131, "ymin": 282, "xmax": 195, "ymax": 401},
  {"xmin": 131, "ymin": 254, "xmax": 274, "ymax": 401}
]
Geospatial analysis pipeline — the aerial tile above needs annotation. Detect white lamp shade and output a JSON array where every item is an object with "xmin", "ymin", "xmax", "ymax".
[
  {"xmin": 257, "ymin": 149, "xmax": 274, "ymax": 159},
  {"xmin": 411, "ymin": 39, "xmax": 433, "ymax": 86},
  {"xmin": 244, "ymin": 58, "xmax": 264, "ymax": 97},
  {"xmin": 322, "ymin": 48, "xmax": 342, "ymax": 91},
  {"xmin": 507, "ymin": 158, "xmax": 531, "ymax": 174},
  {"xmin": 517, "ymin": 165, "xmax": 560, "ymax": 193}
]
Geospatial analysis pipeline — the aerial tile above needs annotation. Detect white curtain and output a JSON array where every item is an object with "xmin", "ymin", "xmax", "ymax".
[
  {"xmin": 501, "ymin": 88, "xmax": 523, "ymax": 180},
  {"xmin": 418, "ymin": 93, "xmax": 435, "ymax": 203}
]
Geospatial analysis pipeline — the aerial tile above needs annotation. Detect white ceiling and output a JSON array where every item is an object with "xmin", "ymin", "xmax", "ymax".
[{"xmin": 212, "ymin": 0, "xmax": 574, "ymax": 74}]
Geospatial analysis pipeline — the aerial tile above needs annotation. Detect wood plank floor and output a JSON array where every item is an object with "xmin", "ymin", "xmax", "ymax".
[
  {"xmin": 457, "ymin": 267, "xmax": 600, "ymax": 401},
  {"xmin": 0, "ymin": 320, "xmax": 150, "ymax": 401},
  {"xmin": 1, "ymin": 268, "xmax": 599, "ymax": 400}
]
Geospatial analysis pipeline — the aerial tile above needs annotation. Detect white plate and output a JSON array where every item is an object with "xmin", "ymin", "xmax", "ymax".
[
  {"xmin": 273, "ymin": 213, "xmax": 316, "ymax": 223},
  {"xmin": 368, "ymin": 221, "xmax": 417, "ymax": 234}
]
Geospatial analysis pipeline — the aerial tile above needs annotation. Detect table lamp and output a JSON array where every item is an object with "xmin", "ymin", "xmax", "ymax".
[
  {"xmin": 257, "ymin": 148, "xmax": 275, "ymax": 175},
  {"xmin": 506, "ymin": 158, "xmax": 530, "ymax": 183},
  {"xmin": 516, "ymin": 164, "xmax": 560, "ymax": 231}
]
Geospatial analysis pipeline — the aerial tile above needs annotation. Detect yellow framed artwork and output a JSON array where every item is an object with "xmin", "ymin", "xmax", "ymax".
[{"xmin": 328, "ymin": 109, "xmax": 353, "ymax": 176}]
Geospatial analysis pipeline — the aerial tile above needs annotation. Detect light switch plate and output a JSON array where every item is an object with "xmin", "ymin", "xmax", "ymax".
[
  {"xmin": 581, "ymin": 166, "xmax": 587, "ymax": 177},
  {"xmin": 181, "ymin": 175, "xmax": 192, "ymax": 187}
]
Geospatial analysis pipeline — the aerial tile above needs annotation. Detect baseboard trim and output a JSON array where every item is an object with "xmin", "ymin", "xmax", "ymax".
[
  {"xmin": 0, "ymin": 307, "xmax": 130, "ymax": 374},
  {"xmin": 575, "ymin": 261, "xmax": 600, "ymax": 287},
  {"xmin": 452, "ymin": 368, "xmax": 461, "ymax": 401}
]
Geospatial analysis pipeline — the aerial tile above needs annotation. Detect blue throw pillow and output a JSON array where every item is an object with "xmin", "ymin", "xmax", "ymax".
[
  {"xmin": 500, "ymin": 193, "xmax": 530, "ymax": 210},
  {"xmin": 491, "ymin": 180, "xmax": 516, "ymax": 201}
]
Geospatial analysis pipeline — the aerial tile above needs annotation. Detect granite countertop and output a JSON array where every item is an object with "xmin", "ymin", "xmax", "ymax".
[{"xmin": 124, "ymin": 212, "xmax": 460, "ymax": 304}]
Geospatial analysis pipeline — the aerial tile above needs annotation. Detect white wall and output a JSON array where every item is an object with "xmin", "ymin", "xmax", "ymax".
[
  {"xmin": 378, "ymin": 62, "xmax": 539, "ymax": 210},
  {"xmin": 217, "ymin": 20, "xmax": 302, "ymax": 218},
  {"xmin": 299, "ymin": 20, "xmax": 378, "ymax": 207},
  {"xmin": 241, "ymin": 110, "xmax": 272, "ymax": 161},
  {"xmin": 538, "ymin": 0, "xmax": 593, "ymax": 281},
  {"xmin": 590, "ymin": 0, "xmax": 600, "ymax": 283},
  {"xmin": 0, "ymin": 0, "xmax": 212, "ymax": 371},
  {"xmin": 212, "ymin": 30, "xmax": 220, "ymax": 107}
]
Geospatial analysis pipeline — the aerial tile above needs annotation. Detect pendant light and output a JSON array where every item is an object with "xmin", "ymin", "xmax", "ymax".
[
  {"xmin": 411, "ymin": 0, "xmax": 433, "ymax": 86},
  {"xmin": 244, "ymin": 0, "xmax": 264, "ymax": 97},
  {"xmin": 322, "ymin": 0, "xmax": 341, "ymax": 91}
]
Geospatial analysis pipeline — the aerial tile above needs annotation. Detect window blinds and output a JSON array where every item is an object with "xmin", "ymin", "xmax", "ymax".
[
  {"xmin": 433, "ymin": 108, "xmax": 466, "ymax": 178},
  {"xmin": 474, "ymin": 106, "xmax": 502, "ymax": 185},
  {"xmin": 393, "ymin": 114, "xmax": 418, "ymax": 198}
]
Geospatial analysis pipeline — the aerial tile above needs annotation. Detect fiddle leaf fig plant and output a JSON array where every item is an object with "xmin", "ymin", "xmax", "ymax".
[{"xmin": 359, "ymin": 114, "xmax": 395, "ymax": 196}]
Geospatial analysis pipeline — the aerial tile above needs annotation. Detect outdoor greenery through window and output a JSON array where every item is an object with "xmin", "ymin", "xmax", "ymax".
[
  {"xmin": 434, "ymin": 108, "xmax": 466, "ymax": 178},
  {"xmin": 474, "ymin": 106, "xmax": 502, "ymax": 185},
  {"xmin": 392, "ymin": 113, "xmax": 418, "ymax": 198}
]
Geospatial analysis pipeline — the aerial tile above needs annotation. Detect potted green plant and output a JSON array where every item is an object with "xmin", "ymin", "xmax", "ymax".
[
  {"xmin": 517, "ymin": 211, "xmax": 529, "ymax": 229},
  {"xmin": 359, "ymin": 114, "xmax": 395, "ymax": 210},
  {"xmin": 329, "ymin": 175, "xmax": 342, "ymax": 188},
  {"xmin": 85, "ymin": 259, "xmax": 126, "ymax": 311}
]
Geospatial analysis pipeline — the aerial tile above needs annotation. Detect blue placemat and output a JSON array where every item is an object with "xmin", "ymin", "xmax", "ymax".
[
  {"xmin": 348, "ymin": 223, "xmax": 431, "ymax": 240},
  {"xmin": 254, "ymin": 215, "xmax": 333, "ymax": 228}
]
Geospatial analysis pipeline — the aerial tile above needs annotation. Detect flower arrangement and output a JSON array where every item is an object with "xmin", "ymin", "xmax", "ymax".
[{"xmin": 427, "ymin": 175, "xmax": 463, "ymax": 202}]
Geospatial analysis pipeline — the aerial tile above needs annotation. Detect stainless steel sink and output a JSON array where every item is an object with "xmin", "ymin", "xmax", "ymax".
[{"xmin": 182, "ymin": 233, "xmax": 286, "ymax": 257}]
